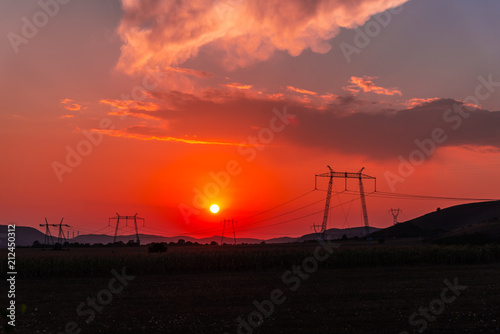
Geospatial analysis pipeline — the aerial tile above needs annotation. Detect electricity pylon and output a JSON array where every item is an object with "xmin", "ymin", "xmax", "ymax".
[
  {"xmin": 39, "ymin": 218, "xmax": 55, "ymax": 247},
  {"xmin": 389, "ymin": 208, "xmax": 402, "ymax": 225},
  {"xmin": 221, "ymin": 219, "xmax": 237, "ymax": 245},
  {"xmin": 108, "ymin": 213, "xmax": 145, "ymax": 245},
  {"xmin": 312, "ymin": 165, "xmax": 334, "ymax": 239},
  {"xmin": 313, "ymin": 165, "xmax": 376, "ymax": 238},
  {"xmin": 50, "ymin": 218, "xmax": 70, "ymax": 245}
]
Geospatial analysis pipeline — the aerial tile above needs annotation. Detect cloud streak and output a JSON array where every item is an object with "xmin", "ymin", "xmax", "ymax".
[
  {"xmin": 95, "ymin": 125, "xmax": 250, "ymax": 147},
  {"xmin": 100, "ymin": 99, "xmax": 161, "ymax": 120},
  {"xmin": 287, "ymin": 85, "xmax": 317, "ymax": 96}
]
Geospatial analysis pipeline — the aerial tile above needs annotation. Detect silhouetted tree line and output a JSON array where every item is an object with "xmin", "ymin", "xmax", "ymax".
[{"xmin": 31, "ymin": 238, "xmax": 219, "ymax": 248}]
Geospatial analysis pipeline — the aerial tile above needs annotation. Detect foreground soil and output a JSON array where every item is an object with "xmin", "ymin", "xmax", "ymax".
[{"xmin": 11, "ymin": 263, "xmax": 500, "ymax": 333}]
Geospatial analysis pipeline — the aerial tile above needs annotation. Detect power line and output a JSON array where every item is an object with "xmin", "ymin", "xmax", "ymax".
[
  {"xmin": 64, "ymin": 188, "xmax": 499, "ymax": 239},
  {"xmin": 369, "ymin": 191, "xmax": 498, "ymax": 202},
  {"xmin": 237, "ymin": 196, "xmax": 363, "ymax": 233},
  {"xmin": 173, "ymin": 189, "xmax": 320, "ymax": 237},
  {"xmin": 238, "ymin": 189, "xmax": 316, "ymax": 222},
  {"xmin": 237, "ymin": 196, "xmax": 326, "ymax": 228}
]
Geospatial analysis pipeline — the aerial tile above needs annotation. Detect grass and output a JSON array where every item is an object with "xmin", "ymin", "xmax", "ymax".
[
  {"xmin": 6, "ymin": 242, "xmax": 500, "ymax": 278},
  {"xmin": 5, "ymin": 241, "xmax": 500, "ymax": 333}
]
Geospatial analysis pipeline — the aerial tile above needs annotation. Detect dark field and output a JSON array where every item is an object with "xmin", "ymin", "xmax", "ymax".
[{"xmin": 4, "ymin": 241, "xmax": 500, "ymax": 333}]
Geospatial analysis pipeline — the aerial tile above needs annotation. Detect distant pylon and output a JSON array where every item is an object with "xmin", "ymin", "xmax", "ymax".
[
  {"xmin": 221, "ymin": 219, "xmax": 236, "ymax": 245},
  {"xmin": 231, "ymin": 219, "xmax": 237, "ymax": 245},
  {"xmin": 39, "ymin": 218, "xmax": 54, "ymax": 247},
  {"xmin": 389, "ymin": 208, "xmax": 402, "ymax": 225},
  {"xmin": 221, "ymin": 219, "xmax": 225, "ymax": 245},
  {"xmin": 50, "ymin": 218, "xmax": 70, "ymax": 245},
  {"xmin": 109, "ymin": 213, "xmax": 145, "ymax": 245}
]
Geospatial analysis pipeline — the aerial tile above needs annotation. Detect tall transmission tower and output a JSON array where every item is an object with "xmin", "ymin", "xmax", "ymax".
[
  {"xmin": 221, "ymin": 219, "xmax": 237, "ymax": 245},
  {"xmin": 358, "ymin": 167, "xmax": 371, "ymax": 237},
  {"xmin": 312, "ymin": 165, "xmax": 334, "ymax": 239},
  {"xmin": 108, "ymin": 213, "xmax": 145, "ymax": 245},
  {"xmin": 50, "ymin": 218, "xmax": 70, "ymax": 245},
  {"xmin": 39, "ymin": 218, "xmax": 55, "ymax": 247},
  {"xmin": 313, "ymin": 165, "xmax": 376, "ymax": 238},
  {"xmin": 389, "ymin": 208, "xmax": 403, "ymax": 225}
]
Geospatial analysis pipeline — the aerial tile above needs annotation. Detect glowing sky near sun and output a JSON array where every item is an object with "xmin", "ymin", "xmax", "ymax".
[{"xmin": 1, "ymin": 0, "xmax": 500, "ymax": 238}]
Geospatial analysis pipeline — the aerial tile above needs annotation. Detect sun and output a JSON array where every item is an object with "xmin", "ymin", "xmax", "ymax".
[{"xmin": 210, "ymin": 204, "xmax": 220, "ymax": 214}]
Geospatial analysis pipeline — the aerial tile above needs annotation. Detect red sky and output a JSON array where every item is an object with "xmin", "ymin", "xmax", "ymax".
[{"xmin": 1, "ymin": 0, "xmax": 500, "ymax": 239}]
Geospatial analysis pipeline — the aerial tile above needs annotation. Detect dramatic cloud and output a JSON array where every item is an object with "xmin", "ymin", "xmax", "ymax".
[
  {"xmin": 344, "ymin": 76, "xmax": 402, "ymax": 96},
  {"xmin": 116, "ymin": 0, "xmax": 409, "ymax": 74},
  {"xmin": 99, "ymin": 93, "xmax": 500, "ymax": 160}
]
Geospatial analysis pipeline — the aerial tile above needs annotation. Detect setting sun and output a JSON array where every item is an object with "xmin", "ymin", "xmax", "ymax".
[{"xmin": 210, "ymin": 204, "xmax": 220, "ymax": 214}]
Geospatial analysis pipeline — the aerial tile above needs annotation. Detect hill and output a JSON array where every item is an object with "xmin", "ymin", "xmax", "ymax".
[
  {"xmin": 0, "ymin": 225, "xmax": 47, "ymax": 248},
  {"xmin": 0, "ymin": 225, "xmax": 378, "ymax": 247},
  {"xmin": 298, "ymin": 226, "xmax": 380, "ymax": 242},
  {"xmin": 8, "ymin": 199, "xmax": 500, "ymax": 247},
  {"xmin": 371, "ymin": 200, "xmax": 500, "ymax": 242}
]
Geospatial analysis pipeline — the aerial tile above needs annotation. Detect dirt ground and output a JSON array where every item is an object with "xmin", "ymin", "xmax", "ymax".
[{"xmin": 12, "ymin": 263, "xmax": 500, "ymax": 334}]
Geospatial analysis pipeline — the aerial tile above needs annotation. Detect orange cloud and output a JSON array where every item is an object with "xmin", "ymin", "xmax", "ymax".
[
  {"xmin": 95, "ymin": 126, "xmax": 249, "ymax": 147},
  {"xmin": 287, "ymin": 86, "xmax": 317, "ymax": 96},
  {"xmin": 222, "ymin": 82, "xmax": 253, "ymax": 90},
  {"xmin": 266, "ymin": 93, "xmax": 285, "ymax": 101},
  {"xmin": 344, "ymin": 76, "xmax": 402, "ymax": 96},
  {"xmin": 406, "ymin": 97, "xmax": 440, "ymax": 107},
  {"xmin": 100, "ymin": 99, "xmax": 161, "ymax": 120},
  {"xmin": 60, "ymin": 114, "xmax": 74, "ymax": 119},
  {"xmin": 115, "ymin": 0, "xmax": 409, "ymax": 74},
  {"xmin": 60, "ymin": 98, "xmax": 84, "ymax": 111}
]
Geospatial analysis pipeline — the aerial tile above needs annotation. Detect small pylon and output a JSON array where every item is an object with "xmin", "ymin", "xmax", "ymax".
[
  {"xmin": 389, "ymin": 208, "xmax": 402, "ymax": 225},
  {"xmin": 109, "ymin": 213, "xmax": 145, "ymax": 245},
  {"xmin": 50, "ymin": 218, "xmax": 70, "ymax": 245},
  {"xmin": 39, "ymin": 218, "xmax": 54, "ymax": 247},
  {"xmin": 221, "ymin": 219, "xmax": 237, "ymax": 245}
]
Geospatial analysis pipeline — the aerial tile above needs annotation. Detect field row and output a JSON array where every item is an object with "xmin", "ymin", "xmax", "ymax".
[{"xmin": 5, "ymin": 243, "xmax": 500, "ymax": 278}]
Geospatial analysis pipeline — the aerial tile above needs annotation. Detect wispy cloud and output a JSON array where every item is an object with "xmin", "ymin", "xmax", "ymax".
[
  {"xmin": 60, "ymin": 98, "xmax": 85, "ymax": 111},
  {"xmin": 222, "ymin": 82, "xmax": 253, "ymax": 90},
  {"xmin": 287, "ymin": 85, "xmax": 317, "ymax": 96},
  {"xmin": 405, "ymin": 97, "xmax": 440, "ymax": 107},
  {"xmin": 344, "ymin": 76, "xmax": 402, "ymax": 96},
  {"xmin": 95, "ymin": 125, "xmax": 249, "ymax": 147},
  {"xmin": 100, "ymin": 99, "xmax": 161, "ymax": 120}
]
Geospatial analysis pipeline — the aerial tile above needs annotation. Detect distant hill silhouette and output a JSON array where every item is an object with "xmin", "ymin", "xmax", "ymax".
[
  {"xmin": 371, "ymin": 200, "xmax": 500, "ymax": 242},
  {"xmin": 0, "ymin": 225, "xmax": 377, "ymax": 247},
  {"xmin": 71, "ymin": 234, "xmax": 264, "ymax": 245},
  {"xmin": 4, "ymin": 201, "xmax": 499, "ymax": 247},
  {"xmin": 0, "ymin": 225, "xmax": 47, "ymax": 248},
  {"xmin": 298, "ymin": 226, "xmax": 380, "ymax": 242}
]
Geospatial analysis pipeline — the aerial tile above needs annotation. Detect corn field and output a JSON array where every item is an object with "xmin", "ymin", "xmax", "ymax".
[{"xmin": 4, "ymin": 243, "xmax": 500, "ymax": 279}]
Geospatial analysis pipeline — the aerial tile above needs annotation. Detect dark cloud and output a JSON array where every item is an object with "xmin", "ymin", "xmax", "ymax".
[{"xmin": 110, "ymin": 93, "xmax": 500, "ymax": 159}]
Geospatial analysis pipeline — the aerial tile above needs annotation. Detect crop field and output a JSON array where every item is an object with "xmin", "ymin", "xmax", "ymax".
[{"xmin": 3, "ymin": 241, "xmax": 500, "ymax": 333}]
